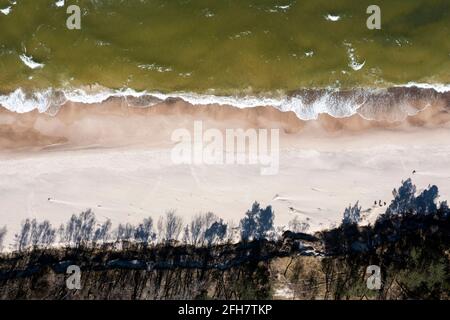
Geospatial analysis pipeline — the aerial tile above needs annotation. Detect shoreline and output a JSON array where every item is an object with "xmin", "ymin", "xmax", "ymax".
[
  {"xmin": 0, "ymin": 93, "xmax": 449, "ymax": 151},
  {"xmin": 0, "ymin": 84, "xmax": 448, "ymax": 119}
]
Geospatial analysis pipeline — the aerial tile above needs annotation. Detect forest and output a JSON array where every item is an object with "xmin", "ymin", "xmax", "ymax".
[{"xmin": 0, "ymin": 178, "xmax": 448, "ymax": 299}]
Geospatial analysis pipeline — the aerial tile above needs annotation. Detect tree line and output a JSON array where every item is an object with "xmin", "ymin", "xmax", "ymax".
[
  {"xmin": 341, "ymin": 178, "xmax": 449, "ymax": 226},
  {"xmin": 1, "ymin": 201, "xmax": 276, "ymax": 252},
  {"xmin": 1, "ymin": 178, "xmax": 449, "ymax": 253}
]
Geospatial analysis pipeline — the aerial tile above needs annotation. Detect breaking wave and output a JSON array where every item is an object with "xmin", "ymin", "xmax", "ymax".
[{"xmin": 0, "ymin": 84, "xmax": 448, "ymax": 121}]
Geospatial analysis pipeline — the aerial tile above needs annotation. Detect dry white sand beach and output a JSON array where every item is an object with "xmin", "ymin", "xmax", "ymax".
[{"xmin": 0, "ymin": 100, "xmax": 449, "ymax": 247}]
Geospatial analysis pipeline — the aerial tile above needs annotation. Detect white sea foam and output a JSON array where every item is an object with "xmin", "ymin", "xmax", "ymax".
[
  {"xmin": 400, "ymin": 82, "xmax": 450, "ymax": 93},
  {"xmin": 0, "ymin": 87, "xmax": 357, "ymax": 119},
  {"xmin": 325, "ymin": 14, "xmax": 341, "ymax": 22},
  {"xmin": 148, "ymin": 90, "xmax": 363, "ymax": 120},
  {"xmin": 274, "ymin": 5, "xmax": 292, "ymax": 11},
  {"xmin": 0, "ymin": 89, "xmax": 55, "ymax": 113},
  {"xmin": 138, "ymin": 63, "xmax": 173, "ymax": 73},
  {"xmin": 62, "ymin": 87, "xmax": 149, "ymax": 104},
  {"xmin": 344, "ymin": 42, "xmax": 365, "ymax": 71},
  {"xmin": 0, "ymin": 6, "xmax": 11, "ymax": 15},
  {"xmin": 0, "ymin": 84, "xmax": 447, "ymax": 120},
  {"xmin": 19, "ymin": 54, "xmax": 45, "ymax": 69}
]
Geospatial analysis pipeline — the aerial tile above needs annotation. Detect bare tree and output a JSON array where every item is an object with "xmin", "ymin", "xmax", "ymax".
[
  {"xmin": 182, "ymin": 224, "xmax": 190, "ymax": 244},
  {"xmin": 134, "ymin": 217, "xmax": 156, "ymax": 244},
  {"xmin": 14, "ymin": 219, "xmax": 55, "ymax": 251},
  {"xmin": 288, "ymin": 217, "xmax": 310, "ymax": 233},
  {"xmin": 93, "ymin": 219, "xmax": 112, "ymax": 243},
  {"xmin": 15, "ymin": 219, "xmax": 32, "ymax": 251},
  {"xmin": 116, "ymin": 223, "xmax": 135, "ymax": 241},
  {"xmin": 189, "ymin": 212, "xmax": 220, "ymax": 246},
  {"xmin": 190, "ymin": 214, "xmax": 203, "ymax": 245},
  {"xmin": 30, "ymin": 220, "xmax": 56, "ymax": 248},
  {"xmin": 157, "ymin": 216, "xmax": 164, "ymax": 242},
  {"xmin": 59, "ymin": 209, "xmax": 96, "ymax": 246},
  {"xmin": 225, "ymin": 220, "xmax": 239, "ymax": 243},
  {"xmin": 164, "ymin": 210, "xmax": 183, "ymax": 242},
  {"xmin": 0, "ymin": 226, "xmax": 6, "ymax": 252},
  {"xmin": 204, "ymin": 212, "xmax": 218, "ymax": 229},
  {"xmin": 342, "ymin": 202, "xmax": 361, "ymax": 226}
]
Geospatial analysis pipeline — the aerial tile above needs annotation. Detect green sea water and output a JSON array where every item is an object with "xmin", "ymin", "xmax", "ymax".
[{"xmin": 0, "ymin": 0, "xmax": 449, "ymax": 95}]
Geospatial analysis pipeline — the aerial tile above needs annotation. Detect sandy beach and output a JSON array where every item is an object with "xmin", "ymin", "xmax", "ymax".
[{"xmin": 0, "ymin": 99, "xmax": 449, "ymax": 247}]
